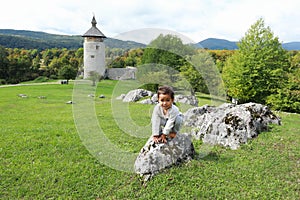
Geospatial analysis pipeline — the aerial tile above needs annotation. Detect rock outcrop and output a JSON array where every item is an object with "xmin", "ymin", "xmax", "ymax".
[{"xmin": 183, "ymin": 102, "xmax": 281, "ymax": 150}]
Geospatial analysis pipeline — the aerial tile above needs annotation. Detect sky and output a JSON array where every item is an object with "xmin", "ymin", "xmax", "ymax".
[{"xmin": 1, "ymin": 0, "xmax": 300, "ymax": 44}]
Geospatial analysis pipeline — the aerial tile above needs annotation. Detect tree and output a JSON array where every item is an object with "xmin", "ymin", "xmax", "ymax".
[
  {"xmin": 266, "ymin": 52, "xmax": 300, "ymax": 113},
  {"xmin": 290, "ymin": 51, "xmax": 300, "ymax": 69},
  {"xmin": 147, "ymin": 34, "xmax": 194, "ymax": 56},
  {"xmin": 58, "ymin": 65, "xmax": 78, "ymax": 83},
  {"xmin": 139, "ymin": 34, "xmax": 200, "ymax": 93},
  {"xmin": 88, "ymin": 71, "xmax": 103, "ymax": 86},
  {"xmin": 222, "ymin": 18, "xmax": 290, "ymax": 104},
  {"xmin": 178, "ymin": 64, "xmax": 204, "ymax": 95},
  {"xmin": 5, "ymin": 48, "xmax": 33, "ymax": 83},
  {"xmin": 141, "ymin": 34, "xmax": 195, "ymax": 71},
  {"xmin": 207, "ymin": 50, "xmax": 235, "ymax": 73},
  {"xmin": 0, "ymin": 46, "xmax": 9, "ymax": 82},
  {"xmin": 139, "ymin": 69, "xmax": 173, "ymax": 87}
]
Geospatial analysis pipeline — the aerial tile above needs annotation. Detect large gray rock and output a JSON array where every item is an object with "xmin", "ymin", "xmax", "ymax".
[
  {"xmin": 134, "ymin": 133, "xmax": 195, "ymax": 180},
  {"xmin": 139, "ymin": 99, "xmax": 154, "ymax": 104},
  {"xmin": 122, "ymin": 89, "xmax": 153, "ymax": 102},
  {"xmin": 138, "ymin": 94, "xmax": 199, "ymax": 106},
  {"xmin": 184, "ymin": 102, "xmax": 281, "ymax": 150},
  {"xmin": 120, "ymin": 89, "xmax": 198, "ymax": 107},
  {"xmin": 175, "ymin": 94, "xmax": 198, "ymax": 107}
]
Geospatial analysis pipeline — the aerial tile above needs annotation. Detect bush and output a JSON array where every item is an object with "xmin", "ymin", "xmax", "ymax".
[
  {"xmin": 0, "ymin": 79, "xmax": 7, "ymax": 85},
  {"xmin": 33, "ymin": 76, "xmax": 49, "ymax": 83},
  {"xmin": 138, "ymin": 83, "xmax": 159, "ymax": 92},
  {"xmin": 50, "ymin": 75, "xmax": 58, "ymax": 79}
]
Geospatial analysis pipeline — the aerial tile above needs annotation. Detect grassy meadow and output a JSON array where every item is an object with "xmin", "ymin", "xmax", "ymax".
[{"xmin": 0, "ymin": 80, "xmax": 299, "ymax": 199}]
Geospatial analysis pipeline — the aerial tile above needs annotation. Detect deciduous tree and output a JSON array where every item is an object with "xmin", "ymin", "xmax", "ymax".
[{"xmin": 222, "ymin": 18, "xmax": 290, "ymax": 104}]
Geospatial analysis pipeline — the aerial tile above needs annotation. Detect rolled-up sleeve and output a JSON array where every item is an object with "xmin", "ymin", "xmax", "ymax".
[{"xmin": 151, "ymin": 104, "xmax": 161, "ymax": 136}]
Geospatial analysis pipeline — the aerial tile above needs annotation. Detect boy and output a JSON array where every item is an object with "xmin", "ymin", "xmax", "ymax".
[{"xmin": 152, "ymin": 86, "xmax": 183, "ymax": 143}]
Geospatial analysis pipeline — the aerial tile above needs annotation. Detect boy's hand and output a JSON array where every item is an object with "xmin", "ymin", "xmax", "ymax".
[
  {"xmin": 169, "ymin": 132, "xmax": 176, "ymax": 139},
  {"xmin": 153, "ymin": 135, "xmax": 160, "ymax": 143},
  {"xmin": 159, "ymin": 134, "xmax": 167, "ymax": 143}
]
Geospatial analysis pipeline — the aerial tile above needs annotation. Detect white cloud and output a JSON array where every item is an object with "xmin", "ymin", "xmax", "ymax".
[{"xmin": 0, "ymin": 0, "xmax": 299, "ymax": 43}]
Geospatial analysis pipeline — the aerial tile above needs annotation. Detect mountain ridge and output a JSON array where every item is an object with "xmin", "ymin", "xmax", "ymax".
[
  {"xmin": 0, "ymin": 29, "xmax": 146, "ymax": 50},
  {"xmin": 0, "ymin": 29, "xmax": 299, "ymax": 50},
  {"xmin": 196, "ymin": 38, "xmax": 238, "ymax": 50},
  {"xmin": 196, "ymin": 38, "xmax": 300, "ymax": 50}
]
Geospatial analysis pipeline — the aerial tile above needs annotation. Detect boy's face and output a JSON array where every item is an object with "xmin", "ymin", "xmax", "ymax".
[{"xmin": 158, "ymin": 94, "xmax": 174, "ymax": 110}]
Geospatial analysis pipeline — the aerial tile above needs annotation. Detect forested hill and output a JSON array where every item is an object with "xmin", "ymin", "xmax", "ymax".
[
  {"xmin": 196, "ymin": 38, "xmax": 238, "ymax": 50},
  {"xmin": 0, "ymin": 29, "xmax": 299, "ymax": 50},
  {"xmin": 197, "ymin": 38, "xmax": 300, "ymax": 50},
  {"xmin": 0, "ymin": 29, "xmax": 146, "ymax": 50}
]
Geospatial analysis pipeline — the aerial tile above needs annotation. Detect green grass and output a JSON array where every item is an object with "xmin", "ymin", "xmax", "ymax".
[
  {"xmin": 0, "ymin": 80, "xmax": 299, "ymax": 199},
  {"xmin": 19, "ymin": 76, "xmax": 60, "ymax": 84}
]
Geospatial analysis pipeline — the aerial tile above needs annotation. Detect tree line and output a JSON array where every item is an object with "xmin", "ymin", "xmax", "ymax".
[
  {"xmin": 0, "ymin": 47, "xmax": 83, "ymax": 84},
  {"xmin": 105, "ymin": 18, "xmax": 300, "ymax": 113}
]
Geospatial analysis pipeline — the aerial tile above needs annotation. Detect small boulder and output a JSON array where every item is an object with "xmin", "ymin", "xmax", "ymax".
[
  {"xmin": 123, "ymin": 89, "xmax": 152, "ymax": 102},
  {"xmin": 18, "ymin": 94, "xmax": 27, "ymax": 98},
  {"xmin": 139, "ymin": 99, "xmax": 154, "ymax": 104},
  {"xmin": 66, "ymin": 101, "xmax": 74, "ymax": 104}
]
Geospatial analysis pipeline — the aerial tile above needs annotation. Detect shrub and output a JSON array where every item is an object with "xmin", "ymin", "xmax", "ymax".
[
  {"xmin": 0, "ymin": 79, "xmax": 7, "ymax": 85},
  {"xmin": 139, "ymin": 83, "xmax": 159, "ymax": 92},
  {"xmin": 33, "ymin": 76, "xmax": 49, "ymax": 83}
]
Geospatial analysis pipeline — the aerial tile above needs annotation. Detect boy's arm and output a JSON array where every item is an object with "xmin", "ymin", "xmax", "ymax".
[
  {"xmin": 162, "ymin": 106, "xmax": 179, "ymax": 135},
  {"xmin": 151, "ymin": 104, "xmax": 161, "ymax": 136}
]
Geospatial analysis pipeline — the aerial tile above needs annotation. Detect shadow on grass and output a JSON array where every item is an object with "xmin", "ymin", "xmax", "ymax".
[
  {"xmin": 195, "ymin": 151, "xmax": 234, "ymax": 163},
  {"xmin": 196, "ymin": 92, "xmax": 227, "ymax": 100},
  {"xmin": 196, "ymin": 95, "xmax": 213, "ymax": 101}
]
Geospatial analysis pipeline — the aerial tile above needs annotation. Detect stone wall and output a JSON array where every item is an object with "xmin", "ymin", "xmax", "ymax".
[{"xmin": 105, "ymin": 67, "xmax": 137, "ymax": 80}]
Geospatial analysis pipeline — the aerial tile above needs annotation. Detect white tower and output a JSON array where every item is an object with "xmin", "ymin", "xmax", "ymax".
[{"xmin": 82, "ymin": 16, "xmax": 106, "ymax": 79}]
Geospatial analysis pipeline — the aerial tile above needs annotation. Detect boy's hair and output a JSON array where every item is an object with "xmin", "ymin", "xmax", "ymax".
[{"xmin": 157, "ymin": 85, "xmax": 175, "ymax": 99}]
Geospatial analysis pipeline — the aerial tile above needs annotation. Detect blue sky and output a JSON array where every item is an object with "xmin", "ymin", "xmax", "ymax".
[{"xmin": 1, "ymin": 0, "xmax": 299, "ymax": 43}]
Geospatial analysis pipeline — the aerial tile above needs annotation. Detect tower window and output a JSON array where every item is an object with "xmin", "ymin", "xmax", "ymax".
[{"xmin": 91, "ymin": 55, "xmax": 95, "ymax": 58}]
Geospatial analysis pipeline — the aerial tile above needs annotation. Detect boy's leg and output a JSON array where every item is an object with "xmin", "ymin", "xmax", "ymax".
[
  {"xmin": 169, "ymin": 114, "xmax": 183, "ymax": 138},
  {"xmin": 173, "ymin": 114, "xmax": 183, "ymax": 133},
  {"xmin": 153, "ymin": 118, "xmax": 167, "ymax": 143}
]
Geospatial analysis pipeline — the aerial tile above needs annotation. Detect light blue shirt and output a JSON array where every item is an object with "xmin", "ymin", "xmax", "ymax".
[{"xmin": 151, "ymin": 103, "xmax": 180, "ymax": 136}]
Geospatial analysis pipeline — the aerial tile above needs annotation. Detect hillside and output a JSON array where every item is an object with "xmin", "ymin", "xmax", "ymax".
[
  {"xmin": 0, "ymin": 29, "xmax": 299, "ymax": 50},
  {"xmin": 0, "ymin": 29, "xmax": 146, "ymax": 50},
  {"xmin": 197, "ymin": 38, "xmax": 300, "ymax": 50},
  {"xmin": 196, "ymin": 38, "xmax": 238, "ymax": 50},
  {"xmin": 282, "ymin": 42, "xmax": 300, "ymax": 50}
]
